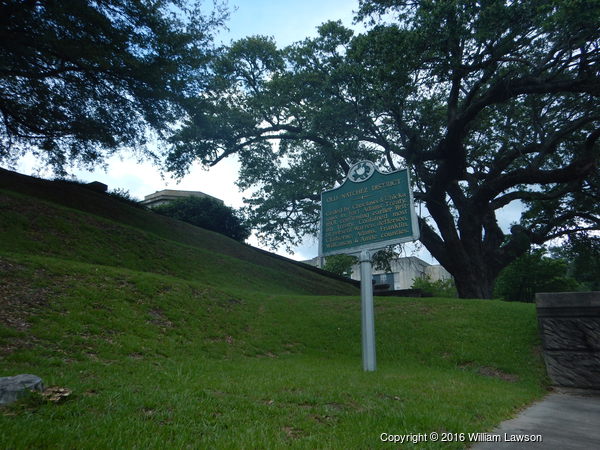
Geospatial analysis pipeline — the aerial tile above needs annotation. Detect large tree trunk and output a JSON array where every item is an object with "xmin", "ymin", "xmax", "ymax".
[
  {"xmin": 451, "ymin": 263, "xmax": 496, "ymax": 299},
  {"xmin": 418, "ymin": 216, "xmax": 502, "ymax": 299}
]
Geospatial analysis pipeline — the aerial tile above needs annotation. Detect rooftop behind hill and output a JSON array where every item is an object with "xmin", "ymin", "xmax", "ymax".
[{"xmin": 140, "ymin": 189, "xmax": 224, "ymax": 208}]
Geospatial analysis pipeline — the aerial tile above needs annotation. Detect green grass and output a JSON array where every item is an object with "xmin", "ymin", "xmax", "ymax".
[
  {"xmin": 0, "ymin": 189, "xmax": 354, "ymax": 296},
  {"xmin": 0, "ymin": 170, "xmax": 549, "ymax": 448}
]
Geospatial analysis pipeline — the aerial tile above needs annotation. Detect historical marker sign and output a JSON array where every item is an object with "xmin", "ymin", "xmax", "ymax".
[
  {"xmin": 320, "ymin": 161, "xmax": 419, "ymax": 256},
  {"xmin": 319, "ymin": 161, "xmax": 420, "ymax": 372}
]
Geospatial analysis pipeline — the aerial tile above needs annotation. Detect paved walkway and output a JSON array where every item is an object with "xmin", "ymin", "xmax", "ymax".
[{"xmin": 472, "ymin": 389, "xmax": 600, "ymax": 449}]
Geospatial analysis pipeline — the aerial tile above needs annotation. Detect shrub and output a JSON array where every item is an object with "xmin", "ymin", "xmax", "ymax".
[
  {"xmin": 152, "ymin": 196, "xmax": 250, "ymax": 242},
  {"xmin": 323, "ymin": 254, "xmax": 358, "ymax": 278},
  {"xmin": 550, "ymin": 234, "xmax": 600, "ymax": 291},
  {"xmin": 493, "ymin": 249, "xmax": 582, "ymax": 302},
  {"xmin": 107, "ymin": 188, "xmax": 142, "ymax": 208},
  {"xmin": 411, "ymin": 274, "xmax": 457, "ymax": 298}
]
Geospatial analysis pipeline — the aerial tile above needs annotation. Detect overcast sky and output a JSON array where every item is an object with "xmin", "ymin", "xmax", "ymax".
[{"xmin": 13, "ymin": 0, "xmax": 522, "ymax": 263}]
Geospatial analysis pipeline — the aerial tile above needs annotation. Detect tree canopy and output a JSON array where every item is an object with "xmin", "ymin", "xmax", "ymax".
[
  {"xmin": 165, "ymin": 0, "xmax": 600, "ymax": 298},
  {"xmin": 550, "ymin": 233, "xmax": 600, "ymax": 291},
  {"xmin": 323, "ymin": 254, "xmax": 358, "ymax": 278},
  {"xmin": 0, "ymin": 0, "xmax": 225, "ymax": 173},
  {"xmin": 493, "ymin": 248, "xmax": 581, "ymax": 302},
  {"xmin": 152, "ymin": 196, "xmax": 250, "ymax": 242}
]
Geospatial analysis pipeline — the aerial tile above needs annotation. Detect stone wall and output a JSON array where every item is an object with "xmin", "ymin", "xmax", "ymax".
[{"xmin": 536, "ymin": 292, "xmax": 600, "ymax": 389}]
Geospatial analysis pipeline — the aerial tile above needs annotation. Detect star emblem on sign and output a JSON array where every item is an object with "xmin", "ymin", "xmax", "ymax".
[{"xmin": 350, "ymin": 162, "xmax": 374, "ymax": 182}]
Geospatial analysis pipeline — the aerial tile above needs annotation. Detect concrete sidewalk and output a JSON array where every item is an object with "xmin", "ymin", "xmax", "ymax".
[{"xmin": 472, "ymin": 390, "xmax": 600, "ymax": 449}]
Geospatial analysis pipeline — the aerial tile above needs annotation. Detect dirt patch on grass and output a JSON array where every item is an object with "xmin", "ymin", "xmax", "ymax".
[
  {"xmin": 0, "ymin": 259, "xmax": 49, "ymax": 331},
  {"xmin": 256, "ymin": 351, "xmax": 278, "ymax": 358},
  {"xmin": 147, "ymin": 308, "xmax": 173, "ymax": 328},
  {"xmin": 206, "ymin": 335, "xmax": 238, "ymax": 346},
  {"xmin": 477, "ymin": 366, "xmax": 519, "ymax": 382},
  {"xmin": 311, "ymin": 414, "xmax": 336, "ymax": 424},
  {"xmin": 292, "ymin": 402, "xmax": 313, "ymax": 410},
  {"xmin": 218, "ymin": 297, "xmax": 244, "ymax": 309},
  {"xmin": 0, "ymin": 336, "xmax": 40, "ymax": 357},
  {"xmin": 459, "ymin": 361, "xmax": 519, "ymax": 382},
  {"xmin": 378, "ymin": 393, "xmax": 403, "ymax": 402},
  {"xmin": 282, "ymin": 426, "xmax": 303, "ymax": 439}
]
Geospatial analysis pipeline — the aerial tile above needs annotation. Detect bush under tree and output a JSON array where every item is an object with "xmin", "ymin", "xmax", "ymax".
[
  {"xmin": 493, "ymin": 249, "xmax": 581, "ymax": 302},
  {"xmin": 411, "ymin": 275, "xmax": 457, "ymax": 298},
  {"xmin": 550, "ymin": 234, "xmax": 600, "ymax": 291},
  {"xmin": 152, "ymin": 197, "xmax": 250, "ymax": 242},
  {"xmin": 323, "ymin": 254, "xmax": 358, "ymax": 278}
]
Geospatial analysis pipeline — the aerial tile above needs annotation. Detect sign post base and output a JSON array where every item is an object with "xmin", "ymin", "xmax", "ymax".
[{"xmin": 360, "ymin": 249, "xmax": 376, "ymax": 372}]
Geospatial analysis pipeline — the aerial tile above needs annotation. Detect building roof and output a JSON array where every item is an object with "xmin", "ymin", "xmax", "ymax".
[{"xmin": 141, "ymin": 189, "xmax": 223, "ymax": 207}]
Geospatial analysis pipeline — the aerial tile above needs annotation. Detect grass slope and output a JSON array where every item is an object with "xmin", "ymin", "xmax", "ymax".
[
  {"xmin": 0, "ymin": 169, "xmax": 356, "ymax": 296},
  {"xmin": 0, "ymin": 170, "xmax": 548, "ymax": 449}
]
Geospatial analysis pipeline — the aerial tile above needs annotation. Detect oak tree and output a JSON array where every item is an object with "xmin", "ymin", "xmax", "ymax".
[
  {"xmin": 0, "ymin": 0, "xmax": 225, "ymax": 173},
  {"xmin": 167, "ymin": 0, "xmax": 600, "ymax": 298}
]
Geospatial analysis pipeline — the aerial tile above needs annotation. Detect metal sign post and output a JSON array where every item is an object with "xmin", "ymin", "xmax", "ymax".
[
  {"xmin": 360, "ymin": 249, "xmax": 376, "ymax": 371},
  {"xmin": 319, "ymin": 161, "xmax": 419, "ymax": 372}
]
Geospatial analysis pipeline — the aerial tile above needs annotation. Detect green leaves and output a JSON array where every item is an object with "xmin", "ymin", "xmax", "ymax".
[
  {"xmin": 214, "ymin": 36, "xmax": 284, "ymax": 90},
  {"xmin": 323, "ymin": 254, "xmax": 358, "ymax": 277},
  {"xmin": 152, "ymin": 196, "xmax": 250, "ymax": 242},
  {"xmin": 165, "ymin": 0, "xmax": 599, "ymax": 297},
  {"xmin": 0, "ymin": 0, "xmax": 225, "ymax": 173},
  {"xmin": 493, "ymin": 249, "xmax": 581, "ymax": 302}
]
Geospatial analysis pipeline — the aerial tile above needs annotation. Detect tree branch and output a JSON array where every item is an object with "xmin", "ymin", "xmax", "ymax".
[
  {"xmin": 490, "ymin": 184, "xmax": 576, "ymax": 210},
  {"xmin": 476, "ymin": 126, "xmax": 600, "ymax": 205}
]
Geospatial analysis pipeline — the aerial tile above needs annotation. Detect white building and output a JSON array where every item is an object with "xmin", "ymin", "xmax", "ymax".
[
  {"xmin": 304, "ymin": 256, "xmax": 452, "ymax": 291},
  {"xmin": 141, "ymin": 189, "xmax": 223, "ymax": 208}
]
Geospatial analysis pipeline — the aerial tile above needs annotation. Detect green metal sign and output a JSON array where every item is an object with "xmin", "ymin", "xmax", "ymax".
[{"xmin": 320, "ymin": 161, "xmax": 419, "ymax": 256}]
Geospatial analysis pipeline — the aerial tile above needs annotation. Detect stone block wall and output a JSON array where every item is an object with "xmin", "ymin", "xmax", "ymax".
[{"xmin": 536, "ymin": 292, "xmax": 600, "ymax": 389}]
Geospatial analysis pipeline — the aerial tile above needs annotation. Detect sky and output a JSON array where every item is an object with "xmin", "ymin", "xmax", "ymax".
[
  {"xmin": 221, "ymin": 0, "xmax": 362, "ymax": 46},
  {"xmin": 13, "ymin": 0, "xmax": 522, "ymax": 263}
]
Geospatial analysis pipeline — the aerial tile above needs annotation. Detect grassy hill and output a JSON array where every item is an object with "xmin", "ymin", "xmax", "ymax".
[
  {"xmin": 0, "ymin": 169, "xmax": 357, "ymax": 296},
  {"xmin": 0, "ymin": 169, "xmax": 548, "ymax": 448}
]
